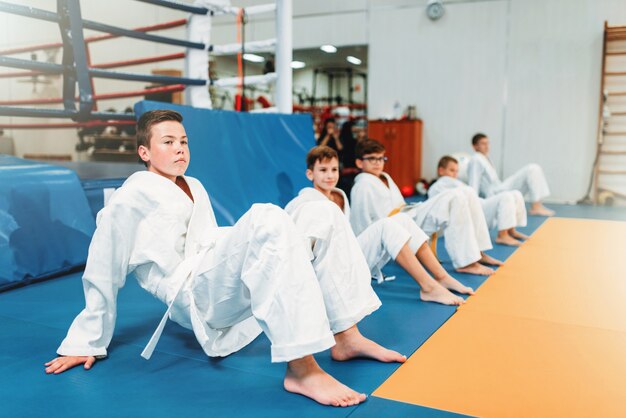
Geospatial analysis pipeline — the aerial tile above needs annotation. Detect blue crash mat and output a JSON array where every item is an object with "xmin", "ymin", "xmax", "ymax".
[
  {"xmin": 0, "ymin": 155, "xmax": 95, "ymax": 290},
  {"xmin": 134, "ymin": 101, "xmax": 315, "ymax": 225}
]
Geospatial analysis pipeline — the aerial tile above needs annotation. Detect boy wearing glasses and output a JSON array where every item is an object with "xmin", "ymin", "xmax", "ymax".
[
  {"xmin": 468, "ymin": 133, "xmax": 553, "ymax": 216},
  {"xmin": 350, "ymin": 139, "xmax": 500, "ymax": 276},
  {"xmin": 285, "ymin": 146, "xmax": 472, "ymax": 306}
]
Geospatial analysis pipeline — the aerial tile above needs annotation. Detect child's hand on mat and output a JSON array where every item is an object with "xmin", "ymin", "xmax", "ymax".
[{"xmin": 45, "ymin": 356, "xmax": 96, "ymax": 374}]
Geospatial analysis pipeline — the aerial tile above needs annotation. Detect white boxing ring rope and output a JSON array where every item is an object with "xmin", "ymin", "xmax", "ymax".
[{"xmin": 185, "ymin": 0, "xmax": 292, "ymax": 113}]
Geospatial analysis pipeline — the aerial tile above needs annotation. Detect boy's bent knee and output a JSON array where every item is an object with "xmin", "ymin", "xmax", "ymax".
[
  {"xmin": 446, "ymin": 188, "xmax": 470, "ymax": 208},
  {"xmin": 301, "ymin": 200, "xmax": 345, "ymax": 222},
  {"xmin": 511, "ymin": 190, "xmax": 524, "ymax": 201},
  {"xmin": 503, "ymin": 193, "xmax": 516, "ymax": 207},
  {"xmin": 526, "ymin": 163, "xmax": 542, "ymax": 174},
  {"xmin": 246, "ymin": 203, "xmax": 295, "ymax": 234},
  {"xmin": 249, "ymin": 203, "xmax": 288, "ymax": 219}
]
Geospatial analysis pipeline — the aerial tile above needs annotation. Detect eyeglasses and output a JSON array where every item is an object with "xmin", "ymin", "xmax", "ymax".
[{"xmin": 361, "ymin": 156, "xmax": 388, "ymax": 163}]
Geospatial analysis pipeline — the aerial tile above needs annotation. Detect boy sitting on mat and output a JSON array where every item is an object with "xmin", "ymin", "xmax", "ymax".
[
  {"xmin": 285, "ymin": 146, "xmax": 473, "ymax": 306},
  {"xmin": 467, "ymin": 133, "xmax": 554, "ymax": 216},
  {"xmin": 45, "ymin": 110, "xmax": 406, "ymax": 408},
  {"xmin": 430, "ymin": 156, "xmax": 529, "ymax": 246},
  {"xmin": 350, "ymin": 139, "xmax": 501, "ymax": 276}
]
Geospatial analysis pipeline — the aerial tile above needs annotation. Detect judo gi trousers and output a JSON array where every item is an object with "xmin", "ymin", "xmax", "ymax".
[
  {"xmin": 481, "ymin": 190, "xmax": 527, "ymax": 231},
  {"xmin": 406, "ymin": 189, "xmax": 488, "ymax": 269},
  {"xmin": 191, "ymin": 204, "xmax": 338, "ymax": 363},
  {"xmin": 356, "ymin": 213, "xmax": 429, "ymax": 277},
  {"xmin": 495, "ymin": 164, "xmax": 550, "ymax": 202}
]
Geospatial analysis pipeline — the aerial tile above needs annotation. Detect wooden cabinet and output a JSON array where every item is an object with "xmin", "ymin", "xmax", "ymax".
[{"xmin": 367, "ymin": 119, "xmax": 422, "ymax": 188}]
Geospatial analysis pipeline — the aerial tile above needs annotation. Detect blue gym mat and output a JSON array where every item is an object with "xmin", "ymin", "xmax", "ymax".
[
  {"xmin": 2, "ymin": 204, "xmax": 626, "ymax": 416},
  {"xmin": 0, "ymin": 209, "xmax": 561, "ymax": 418}
]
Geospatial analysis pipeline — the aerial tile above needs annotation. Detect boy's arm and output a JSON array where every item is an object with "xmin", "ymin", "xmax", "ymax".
[
  {"xmin": 350, "ymin": 184, "xmax": 382, "ymax": 235},
  {"xmin": 47, "ymin": 206, "xmax": 131, "ymax": 373}
]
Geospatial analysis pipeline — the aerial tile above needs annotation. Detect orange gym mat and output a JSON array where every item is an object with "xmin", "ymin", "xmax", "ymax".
[{"xmin": 374, "ymin": 218, "xmax": 626, "ymax": 417}]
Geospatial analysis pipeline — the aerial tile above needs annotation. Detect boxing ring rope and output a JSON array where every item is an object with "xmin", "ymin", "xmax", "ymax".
[
  {"xmin": 0, "ymin": 0, "xmax": 292, "ymax": 131},
  {"xmin": 0, "ymin": 19, "xmax": 189, "ymax": 57},
  {"xmin": 0, "ymin": 71, "xmax": 45, "ymax": 79},
  {"xmin": 90, "ymin": 53, "xmax": 187, "ymax": 70},
  {"xmin": 211, "ymin": 39, "xmax": 277, "ymax": 55},
  {"xmin": 0, "ymin": 85, "xmax": 187, "ymax": 107},
  {"xmin": 0, "ymin": 120, "xmax": 136, "ymax": 130},
  {"xmin": 0, "ymin": 15, "xmax": 190, "ymax": 114}
]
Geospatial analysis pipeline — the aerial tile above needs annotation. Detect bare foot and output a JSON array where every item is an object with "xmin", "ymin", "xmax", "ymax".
[
  {"xmin": 495, "ymin": 235, "xmax": 522, "ymax": 246},
  {"xmin": 480, "ymin": 253, "xmax": 503, "ymax": 266},
  {"xmin": 284, "ymin": 356, "xmax": 366, "ymax": 407},
  {"xmin": 529, "ymin": 204, "xmax": 555, "ymax": 216},
  {"xmin": 436, "ymin": 274, "xmax": 475, "ymax": 295},
  {"xmin": 456, "ymin": 262, "xmax": 494, "ymax": 276},
  {"xmin": 509, "ymin": 229, "xmax": 529, "ymax": 240},
  {"xmin": 331, "ymin": 325, "xmax": 406, "ymax": 363},
  {"xmin": 421, "ymin": 284, "xmax": 465, "ymax": 305}
]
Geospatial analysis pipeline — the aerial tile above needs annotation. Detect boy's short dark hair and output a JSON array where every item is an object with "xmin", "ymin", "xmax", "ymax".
[
  {"xmin": 355, "ymin": 139, "xmax": 386, "ymax": 159},
  {"xmin": 307, "ymin": 146, "xmax": 338, "ymax": 169},
  {"xmin": 437, "ymin": 155, "xmax": 458, "ymax": 170},
  {"xmin": 137, "ymin": 109, "xmax": 183, "ymax": 151},
  {"xmin": 472, "ymin": 133, "xmax": 487, "ymax": 146}
]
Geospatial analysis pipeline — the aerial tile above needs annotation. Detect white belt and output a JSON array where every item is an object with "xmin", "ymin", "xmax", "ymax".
[{"xmin": 141, "ymin": 245, "xmax": 213, "ymax": 360}]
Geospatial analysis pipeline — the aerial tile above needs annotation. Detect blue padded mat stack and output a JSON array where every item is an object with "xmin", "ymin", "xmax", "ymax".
[
  {"xmin": 46, "ymin": 160, "xmax": 144, "ymax": 218},
  {"xmin": 134, "ymin": 101, "xmax": 316, "ymax": 225},
  {"xmin": 0, "ymin": 155, "xmax": 95, "ymax": 291}
]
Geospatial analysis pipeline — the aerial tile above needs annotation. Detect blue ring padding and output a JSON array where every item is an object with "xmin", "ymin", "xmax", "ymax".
[
  {"xmin": 0, "ymin": 155, "xmax": 96, "ymax": 291},
  {"xmin": 41, "ymin": 160, "xmax": 144, "ymax": 220},
  {"xmin": 81, "ymin": 178, "xmax": 126, "ymax": 219},
  {"xmin": 134, "ymin": 100, "xmax": 316, "ymax": 226},
  {"xmin": 0, "ymin": 102, "xmax": 316, "ymax": 290}
]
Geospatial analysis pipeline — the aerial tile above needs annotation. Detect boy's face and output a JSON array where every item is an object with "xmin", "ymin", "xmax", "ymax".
[
  {"xmin": 138, "ymin": 120, "xmax": 190, "ymax": 182},
  {"xmin": 438, "ymin": 161, "xmax": 459, "ymax": 178},
  {"xmin": 356, "ymin": 152, "xmax": 386, "ymax": 177},
  {"xmin": 473, "ymin": 137, "xmax": 490, "ymax": 155},
  {"xmin": 307, "ymin": 157, "xmax": 339, "ymax": 193}
]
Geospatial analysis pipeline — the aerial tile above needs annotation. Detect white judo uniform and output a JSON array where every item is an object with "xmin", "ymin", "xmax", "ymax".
[
  {"xmin": 350, "ymin": 172, "xmax": 492, "ymax": 270},
  {"xmin": 467, "ymin": 152, "xmax": 550, "ymax": 202},
  {"xmin": 285, "ymin": 187, "xmax": 428, "ymax": 281},
  {"xmin": 428, "ymin": 176, "xmax": 527, "ymax": 231},
  {"xmin": 57, "ymin": 171, "xmax": 370, "ymax": 363}
]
